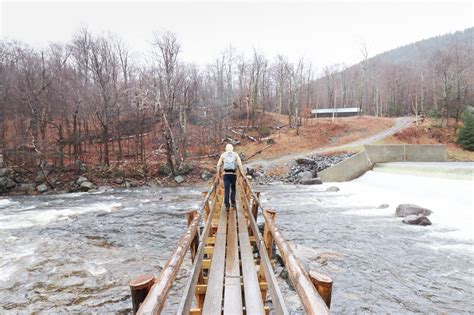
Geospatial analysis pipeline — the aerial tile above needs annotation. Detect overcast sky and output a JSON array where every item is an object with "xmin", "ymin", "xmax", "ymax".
[{"xmin": 1, "ymin": 1, "xmax": 472, "ymax": 70}]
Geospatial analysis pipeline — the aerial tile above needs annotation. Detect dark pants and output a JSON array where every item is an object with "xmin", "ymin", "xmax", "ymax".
[{"xmin": 223, "ymin": 173, "xmax": 237, "ymax": 208}]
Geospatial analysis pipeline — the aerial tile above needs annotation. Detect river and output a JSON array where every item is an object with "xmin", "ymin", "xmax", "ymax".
[{"xmin": 0, "ymin": 169, "xmax": 473, "ymax": 313}]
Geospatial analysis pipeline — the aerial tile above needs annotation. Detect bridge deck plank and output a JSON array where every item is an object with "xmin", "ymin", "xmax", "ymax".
[
  {"xmin": 236, "ymin": 191, "xmax": 265, "ymax": 315},
  {"xmin": 202, "ymin": 204, "xmax": 227, "ymax": 314},
  {"xmin": 224, "ymin": 207, "xmax": 243, "ymax": 313}
]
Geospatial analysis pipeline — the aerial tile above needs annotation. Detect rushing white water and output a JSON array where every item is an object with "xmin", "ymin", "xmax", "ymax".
[
  {"xmin": 257, "ymin": 162, "xmax": 473, "ymax": 313},
  {"xmin": 335, "ymin": 168, "xmax": 474, "ymax": 242},
  {"xmin": 0, "ymin": 202, "xmax": 122, "ymax": 230},
  {"xmin": 0, "ymin": 165, "xmax": 472, "ymax": 313}
]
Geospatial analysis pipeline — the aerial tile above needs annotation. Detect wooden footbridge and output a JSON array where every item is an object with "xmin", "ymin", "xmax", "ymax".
[{"xmin": 129, "ymin": 170, "xmax": 332, "ymax": 314}]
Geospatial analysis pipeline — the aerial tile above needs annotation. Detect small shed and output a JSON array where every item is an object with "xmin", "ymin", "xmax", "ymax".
[{"xmin": 311, "ymin": 107, "xmax": 360, "ymax": 118}]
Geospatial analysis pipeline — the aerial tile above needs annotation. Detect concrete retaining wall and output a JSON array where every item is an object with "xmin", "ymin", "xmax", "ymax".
[
  {"xmin": 319, "ymin": 144, "xmax": 446, "ymax": 182},
  {"xmin": 365, "ymin": 145, "xmax": 405, "ymax": 163},
  {"xmin": 404, "ymin": 144, "xmax": 446, "ymax": 162},
  {"xmin": 365, "ymin": 144, "xmax": 446, "ymax": 163},
  {"xmin": 319, "ymin": 151, "xmax": 372, "ymax": 182}
]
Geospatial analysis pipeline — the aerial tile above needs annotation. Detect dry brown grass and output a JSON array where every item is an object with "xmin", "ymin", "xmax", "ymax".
[{"xmin": 239, "ymin": 115, "xmax": 394, "ymax": 161}]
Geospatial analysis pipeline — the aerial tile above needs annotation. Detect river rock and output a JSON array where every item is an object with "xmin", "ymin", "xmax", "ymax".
[
  {"xmin": 378, "ymin": 203, "xmax": 390, "ymax": 209},
  {"xmin": 80, "ymin": 181, "xmax": 95, "ymax": 191},
  {"xmin": 201, "ymin": 170, "xmax": 213, "ymax": 180},
  {"xmin": 300, "ymin": 178, "xmax": 323, "ymax": 185},
  {"xmin": 0, "ymin": 177, "xmax": 15, "ymax": 191},
  {"xmin": 295, "ymin": 157, "xmax": 316, "ymax": 165},
  {"xmin": 36, "ymin": 183, "xmax": 48, "ymax": 193},
  {"xmin": 297, "ymin": 171, "xmax": 314, "ymax": 181},
  {"xmin": 326, "ymin": 186, "xmax": 340, "ymax": 192},
  {"xmin": 0, "ymin": 168, "xmax": 10, "ymax": 176},
  {"xmin": 174, "ymin": 175, "xmax": 185, "ymax": 184},
  {"xmin": 19, "ymin": 183, "xmax": 35, "ymax": 194},
  {"xmin": 396, "ymin": 204, "xmax": 432, "ymax": 217},
  {"xmin": 35, "ymin": 173, "xmax": 46, "ymax": 183},
  {"xmin": 76, "ymin": 176, "xmax": 89, "ymax": 185},
  {"xmin": 402, "ymin": 215, "xmax": 432, "ymax": 226}
]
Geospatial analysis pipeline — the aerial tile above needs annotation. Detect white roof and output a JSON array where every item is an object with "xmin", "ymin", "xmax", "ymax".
[{"xmin": 311, "ymin": 107, "xmax": 360, "ymax": 114}]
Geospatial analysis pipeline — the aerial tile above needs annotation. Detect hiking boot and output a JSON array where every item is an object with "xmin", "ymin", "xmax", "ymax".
[
  {"xmin": 225, "ymin": 205, "xmax": 230, "ymax": 211},
  {"xmin": 231, "ymin": 204, "xmax": 236, "ymax": 209}
]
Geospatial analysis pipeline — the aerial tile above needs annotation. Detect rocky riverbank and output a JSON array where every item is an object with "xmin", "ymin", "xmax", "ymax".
[
  {"xmin": 1, "ymin": 152, "xmax": 355, "ymax": 196},
  {"xmin": 248, "ymin": 152, "xmax": 354, "ymax": 185},
  {"xmin": 0, "ymin": 162, "xmax": 216, "ymax": 196}
]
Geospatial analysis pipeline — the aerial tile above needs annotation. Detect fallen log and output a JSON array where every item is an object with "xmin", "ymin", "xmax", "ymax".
[
  {"xmin": 276, "ymin": 124, "xmax": 289, "ymax": 130},
  {"xmin": 222, "ymin": 136, "xmax": 240, "ymax": 145},
  {"xmin": 229, "ymin": 128, "xmax": 258, "ymax": 142},
  {"xmin": 195, "ymin": 153, "xmax": 219, "ymax": 159},
  {"xmin": 245, "ymin": 145, "xmax": 272, "ymax": 160}
]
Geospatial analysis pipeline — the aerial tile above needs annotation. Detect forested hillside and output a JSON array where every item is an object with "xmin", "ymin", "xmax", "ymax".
[
  {"xmin": 0, "ymin": 28, "xmax": 472, "ymax": 178},
  {"xmin": 312, "ymin": 28, "xmax": 473, "ymax": 119}
]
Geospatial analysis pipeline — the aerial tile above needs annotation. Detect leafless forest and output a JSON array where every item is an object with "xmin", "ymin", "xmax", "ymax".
[{"xmin": 0, "ymin": 28, "xmax": 472, "ymax": 175}]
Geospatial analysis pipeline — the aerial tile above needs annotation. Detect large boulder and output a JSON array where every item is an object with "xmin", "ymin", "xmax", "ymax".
[
  {"xmin": 0, "ymin": 177, "xmax": 16, "ymax": 192},
  {"xmin": 295, "ymin": 157, "xmax": 316, "ymax": 165},
  {"xmin": 5, "ymin": 178, "xmax": 16, "ymax": 189},
  {"xmin": 0, "ymin": 168, "xmax": 10, "ymax": 177},
  {"xmin": 396, "ymin": 204, "xmax": 432, "ymax": 217},
  {"xmin": 378, "ymin": 204, "xmax": 390, "ymax": 209},
  {"xmin": 177, "ymin": 163, "xmax": 193, "ymax": 175},
  {"xmin": 79, "ymin": 181, "xmax": 96, "ymax": 191},
  {"xmin": 19, "ymin": 184, "xmax": 36, "ymax": 194},
  {"xmin": 76, "ymin": 176, "xmax": 89, "ymax": 185},
  {"xmin": 297, "ymin": 171, "xmax": 314, "ymax": 181},
  {"xmin": 300, "ymin": 178, "xmax": 323, "ymax": 185},
  {"xmin": 36, "ymin": 183, "xmax": 48, "ymax": 193},
  {"xmin": 201, "ymin": 170, "xmax": 213, "ymax": 180},
  {"xmin": 174, "ymin": 175, "xmax": 185, "ymax": 184},
  {"xmin": 402, "ymin": 215, "xmax": 432, "ymax": 226},
  {"xmin": 326, "ymin": 186, "xmax": 340, "ymax": 192}
]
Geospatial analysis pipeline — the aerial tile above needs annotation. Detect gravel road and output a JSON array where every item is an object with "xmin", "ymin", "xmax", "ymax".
[{"xmin": 246, "ymin": 117, "xmax": 412, "ymax": 170}]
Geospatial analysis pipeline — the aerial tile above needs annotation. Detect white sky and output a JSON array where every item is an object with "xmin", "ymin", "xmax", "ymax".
[{"xmin": 1, "ymin": 1, "xmax": 473, "ymax": 70}]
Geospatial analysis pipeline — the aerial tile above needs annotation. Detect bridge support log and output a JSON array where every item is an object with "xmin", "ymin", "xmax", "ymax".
[
  {"xmin": 309, "ymin": 270, "xmax": 333, "ymax": 309},
  {"xmin": 129, "ymin": 274, "xmax": 155, "ymax": 314},
  {"xmin": 263, "ymin": 210, "xmax": 330, "ymax": 315}
]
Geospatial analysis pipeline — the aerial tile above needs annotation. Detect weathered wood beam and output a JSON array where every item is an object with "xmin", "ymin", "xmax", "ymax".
[{"xmin": 263, "ymin": 210, "xmax": 330, "ymax": 315}]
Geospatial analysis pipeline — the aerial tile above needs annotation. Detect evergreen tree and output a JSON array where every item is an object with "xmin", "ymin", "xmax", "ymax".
[{"xmin": 457, "ymin": 111, "xmax": 474, "ymax": 151}]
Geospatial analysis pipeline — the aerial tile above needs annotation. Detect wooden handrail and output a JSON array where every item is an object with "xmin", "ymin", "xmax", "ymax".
[
  {"xmin": 237, "ymin": 178, "xmax": 289, "ymax": 315},
  {"xmin": 135, "ymin": 209, "xmax": 200, "ymax": 314},
  {"xmin": 177, "ymin": 176, "xmax": 222, "ymax": 313},
  {"xmin": 263, "ymin": 210, "xmax": 330, "ymax": 315},
  {"xmin": 238, "ymin": 168, "xmax": 266, "ymax": 216}
]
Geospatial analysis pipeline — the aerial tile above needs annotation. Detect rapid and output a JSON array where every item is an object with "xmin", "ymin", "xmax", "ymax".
[{"xmin": 0, "ymin": 166, "xmax": 472, "ymax": 313}]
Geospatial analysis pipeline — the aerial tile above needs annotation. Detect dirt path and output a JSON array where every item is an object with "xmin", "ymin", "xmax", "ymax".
[{"xmin": 246, "ymin": 117, "xmax": 412, "ymax": 170}]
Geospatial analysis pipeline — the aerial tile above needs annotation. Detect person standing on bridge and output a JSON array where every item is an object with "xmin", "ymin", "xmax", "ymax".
[{"xmin": 216, "ymin": 144, "xmax": 244, "ymax": 211}]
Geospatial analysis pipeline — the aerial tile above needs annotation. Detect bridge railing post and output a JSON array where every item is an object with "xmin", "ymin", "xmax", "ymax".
[
  {"xmin": 251, "ymin": 191, "xmax": 260, "ymax": 219},
  {"xmin": 263, "ymin": 209, "xmax": 276, "ymax": 259},
  {"xmin": 309, "ymin": 270, "xmax": 333, "ymax": 309},
  {"xmin": 187, "ymin": 210, "xmax": 199, "ymax": 263},
  {"xmin": 129, "ymin": 275, "xmax": 155, "ymax": 314}
]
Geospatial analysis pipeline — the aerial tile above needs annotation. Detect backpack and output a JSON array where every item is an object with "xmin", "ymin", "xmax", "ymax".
[{"xmin": 223, "ymin": 152, "xmax": 237, "ymax": 171}]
